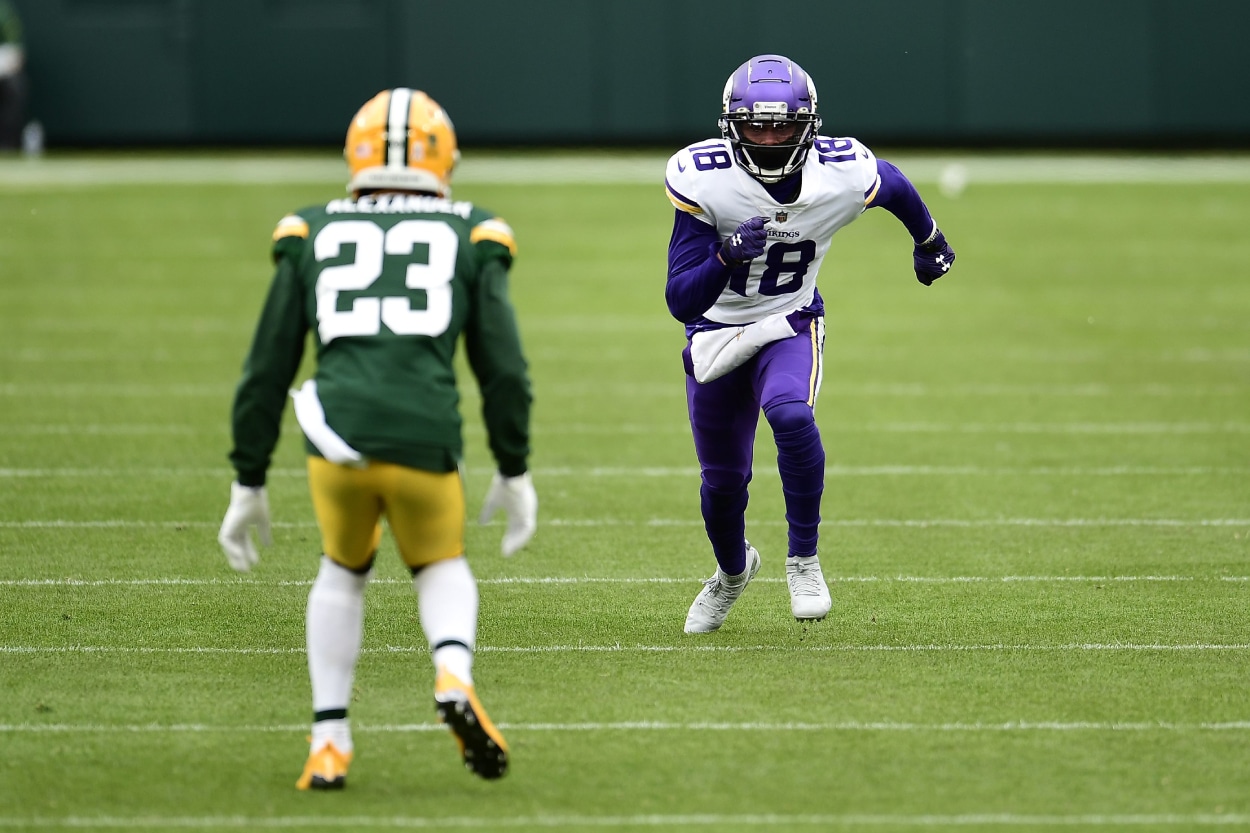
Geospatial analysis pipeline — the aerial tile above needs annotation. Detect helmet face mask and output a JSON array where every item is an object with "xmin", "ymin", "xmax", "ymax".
[
  {"xmin": 718, "ymin": 55, "xmax": 822, "ymax": 184},
  {"xmin": 345, "ymin": 88, "xmax": 460, "ymax": 197}
]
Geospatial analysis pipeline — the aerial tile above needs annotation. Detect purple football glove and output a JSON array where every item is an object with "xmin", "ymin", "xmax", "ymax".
[
  {"xmin": 719, "ymin": 216, "xmax": 768, "ymax": 266},
  {"xmin": 914, "ymin": 229, "xmax": 955, "ymax": 286}
]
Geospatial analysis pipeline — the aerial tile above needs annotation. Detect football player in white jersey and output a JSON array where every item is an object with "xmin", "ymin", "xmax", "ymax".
[{"xmin": 664, "ymin": 54, "xmax": 956, "ymax": 634}]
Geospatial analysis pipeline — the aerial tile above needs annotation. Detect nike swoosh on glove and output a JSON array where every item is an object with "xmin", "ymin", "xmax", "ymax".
[
  {"xmin": 218, "ymin": 481, "xmax": 272, "ymax": 571},
  {"xmin": 914, "ymin": 229, "xmax": 956, "ymax": 286},
  {"xmin": 478, "ymin": 472, "xmax": 537, "ymax": 557}
]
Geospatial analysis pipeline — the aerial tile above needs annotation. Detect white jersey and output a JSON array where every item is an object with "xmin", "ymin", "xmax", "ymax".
[{"xmin": 665, "ymin": 136, "xmax": 879, "ymax": 326}]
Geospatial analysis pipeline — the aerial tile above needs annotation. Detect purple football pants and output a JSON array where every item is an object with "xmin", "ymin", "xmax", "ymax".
[{"xmin": 684, "ymin": 320, "xmax": 825, "ymax": 576}]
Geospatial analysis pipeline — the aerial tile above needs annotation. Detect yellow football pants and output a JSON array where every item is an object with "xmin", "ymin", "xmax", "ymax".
[{"xmin": 306, "ymin": 456, "xmax": 465, "ymax": 572}]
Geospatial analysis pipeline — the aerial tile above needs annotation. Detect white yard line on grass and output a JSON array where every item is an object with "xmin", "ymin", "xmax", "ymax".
[
  {"xmin": 1, "ymin": 575, "xmax": 1242, "ymax": 587},
  {"xmin": 3, "ymin": 518, "xmax": 1249, "ymax": 530},
  {"xmin": 2, "ymin": 465, "xmax": 1249, "ymax": 479},
  {"xmin": 1, "ymin": 813, "xmax": 1249, "ymax": 829},
  {"xmin": 4, "ymin": 643, "xmax": 1249, "ymax": 655}
]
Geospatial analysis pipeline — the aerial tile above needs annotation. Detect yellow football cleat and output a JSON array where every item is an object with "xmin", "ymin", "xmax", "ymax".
[
  {"xmin": 296, "ymin": 741, "xmax": 353, "ymax": 790},
  {"xmin": 434, "ymin": 669, "xmax": 509, "ymax": 780}
]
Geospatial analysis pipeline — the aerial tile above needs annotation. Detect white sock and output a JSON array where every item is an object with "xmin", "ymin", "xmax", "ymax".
[
  {"xmin": 307, "ymin": 556, "xmax": 369, "ymax": 752},
  {"xmin": 310, "ymin": 718, "xmax": 352, "ymax": 755},
  {"xmin": 413, "ymin": 556, "xmax": 477, "ymax": 684}
]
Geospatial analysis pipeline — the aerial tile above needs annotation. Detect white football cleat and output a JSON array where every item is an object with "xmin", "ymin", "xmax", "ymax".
[
  {"xmin": 684, "ymin": 543, "xmax": 761, "ymax": 634},
  {"xmin": 786, "ymin": 554, "xmax": 832, "ymax": 621}
]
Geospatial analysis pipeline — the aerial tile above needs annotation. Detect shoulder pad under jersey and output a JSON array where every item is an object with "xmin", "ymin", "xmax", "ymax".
[
  {"xmin": 664, "ymin": 139, "xmax": 736, "ymax": 223},
  {"xmin": 270, "ymin": 213, "xmax": 310, "ymax": 262},
  {"xmin": 814, "ymin": 136, "xmax": 879, "ymax": 202},
  {"xmin": 470, "ymin": 213, "xmax": 517, "ymax": 259}
]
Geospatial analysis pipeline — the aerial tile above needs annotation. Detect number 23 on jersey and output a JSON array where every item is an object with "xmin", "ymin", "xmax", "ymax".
[{"xmin": 313, "ymin": 219, "xmax": 457, "ymax": 343}]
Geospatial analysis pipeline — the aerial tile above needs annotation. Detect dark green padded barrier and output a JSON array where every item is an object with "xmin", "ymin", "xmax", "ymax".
[{"xmin": 13, "ymin": 0, "xmax": 1249, "ymax": 146}]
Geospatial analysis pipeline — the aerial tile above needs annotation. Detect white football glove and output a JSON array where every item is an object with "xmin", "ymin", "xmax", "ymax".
[
  {"xmin": 478, "ymin": 471, "xmax": 537, "ymax": 557},
  {"xmin": 217, "ymin": 481, "xmax": 272, "ymax": 572}
]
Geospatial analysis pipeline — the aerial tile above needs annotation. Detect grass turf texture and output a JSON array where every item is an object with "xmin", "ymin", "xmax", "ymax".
[{"xmin": 0, "ymin": 154, "xmax": 1248, "ymax": 831}]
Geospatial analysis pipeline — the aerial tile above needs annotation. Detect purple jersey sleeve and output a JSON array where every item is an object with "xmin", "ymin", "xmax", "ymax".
[
  {"xmin": 869, "ymin": 158, "xmax": 937, "ymax": 244},
  {"xmin": 665, "ymin": 209, "xmax": 735, "ymax": 323}
]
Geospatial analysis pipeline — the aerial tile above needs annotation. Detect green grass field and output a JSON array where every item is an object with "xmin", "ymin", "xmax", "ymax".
[{"xmin": 1, "ymin": 151, "xmax": 1248, "ymax": 832}]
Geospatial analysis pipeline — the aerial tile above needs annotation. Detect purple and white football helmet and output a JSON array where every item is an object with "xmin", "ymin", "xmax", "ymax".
[{"xmin": 718, "ymin": 55, "xmax": 822, "ymax": 183}]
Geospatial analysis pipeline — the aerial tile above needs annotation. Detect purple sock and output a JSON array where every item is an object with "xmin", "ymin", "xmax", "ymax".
[
  {"xmin": 766, "ymin": 401, "xmax": 824, "ymax": 558},
  {"xmin": 700, "ymin": 481, "xmax": 748, "ymax": 575}
]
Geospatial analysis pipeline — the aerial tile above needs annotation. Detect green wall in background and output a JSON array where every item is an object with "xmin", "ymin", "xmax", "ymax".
[{"xmin": 14, "ymin": 0, "xmax": 1250, "ymax": 147}]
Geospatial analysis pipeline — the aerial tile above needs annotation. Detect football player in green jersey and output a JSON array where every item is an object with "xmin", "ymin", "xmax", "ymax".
[{"xmin": 217, "ymin": 88, "xmax": 535, "ymax": 789}]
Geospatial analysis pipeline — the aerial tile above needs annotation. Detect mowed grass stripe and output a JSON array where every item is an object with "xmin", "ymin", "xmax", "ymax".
[
  {"xmin": 3, "ymin": 464, "xmax": 1249, "ymax": 477},
  {"xmin": 8, "ymin": 345, "xmax": 1250, "ymax": 362},
  {"xmin": 4, "ymin": 721, "xmax": 1250, "ymax": 733},
  {"xmin": 1, "ymin": 812, "xmax": 1249, "ymax": 828},
  {"xmin": 3, "ymin": 519, "xmax": 1248, "ymax": 528},
  {"xmin": 3, "ymin": 382, "xmax": 1248, "ymax": 398},
  {"xmin": 3, "ymin": 149, "xmax": 1250, "ymax": 186},
  {"xmin": 5, "ymin": 422, "xmax": 1250, "ymax": 437}
]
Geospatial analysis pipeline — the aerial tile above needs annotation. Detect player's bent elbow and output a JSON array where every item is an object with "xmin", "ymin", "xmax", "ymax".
[
  {"xmin": 664, "ymin": 286, "xmax": 709, "ymax": 324},
  {"xmin": 665, "ymin": 298, "xmax": 690, "ymax": 322}
]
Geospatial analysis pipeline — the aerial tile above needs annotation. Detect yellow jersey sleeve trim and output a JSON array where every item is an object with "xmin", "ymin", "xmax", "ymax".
[
  {"xmin": 470, "ymin": 218, "xmax": 517, "ymax": 256},
  {"xmin": 863, "ymin": 174, "xmax": 882, "ymax": 207},
  {"xmin": 666, "ymin": 186, "xmax": 703, "ymax": 215},
  {"xmin": 272, "ymin": 215, "xmax": 310, "ymax": 241}
]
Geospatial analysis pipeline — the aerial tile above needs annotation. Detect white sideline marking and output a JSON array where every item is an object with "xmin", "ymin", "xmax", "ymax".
[
  {"xmin": 1, "ymin": 813, "xmax": 1248, "ymax": 828},
  {"xmin": 3, "ymin": 518, "xmax": 1249, "ymax": 530},
  {"xmin": 2, "ymin": 575, "xmax": 1243, "ymax": 588},
  {"xmin": 1, "ymin": 720, "xmax": 1248, "ymax": 734},
  {"xmin": 4, "ymin": 643, "xmax": 1249, "ymax": 655}
]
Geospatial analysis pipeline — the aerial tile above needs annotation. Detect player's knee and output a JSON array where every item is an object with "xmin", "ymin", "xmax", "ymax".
[
  {"xmin": 764, "ymin": 400, "xmax": 815, "ymax": 435},
  {"xmin": 313, "ymin": 554, "xmax": 372, "ymax": 595},
  {"xmin": 701, "ymin": 468, "xmax": 749, "ymax": 496},
  {"xmin": 323, "ymin": 549, "xmax": 376, "ymax": 575}
]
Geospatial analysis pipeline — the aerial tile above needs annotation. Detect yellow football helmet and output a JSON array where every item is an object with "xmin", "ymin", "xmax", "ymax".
[{"xmin": 344, "ymin": 88, "xmax": 460, "ymax": 197}]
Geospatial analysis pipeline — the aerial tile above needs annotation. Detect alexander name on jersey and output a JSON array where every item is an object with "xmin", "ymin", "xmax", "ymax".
[{"xmin": 325, "ymin": 194, "xmax": 474, "ymax": 218}]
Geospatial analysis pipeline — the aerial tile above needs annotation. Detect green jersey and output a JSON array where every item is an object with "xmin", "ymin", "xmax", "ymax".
[{"xmin": 229, "ymin": 193, "xmax": 532, "ymax": 486}]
